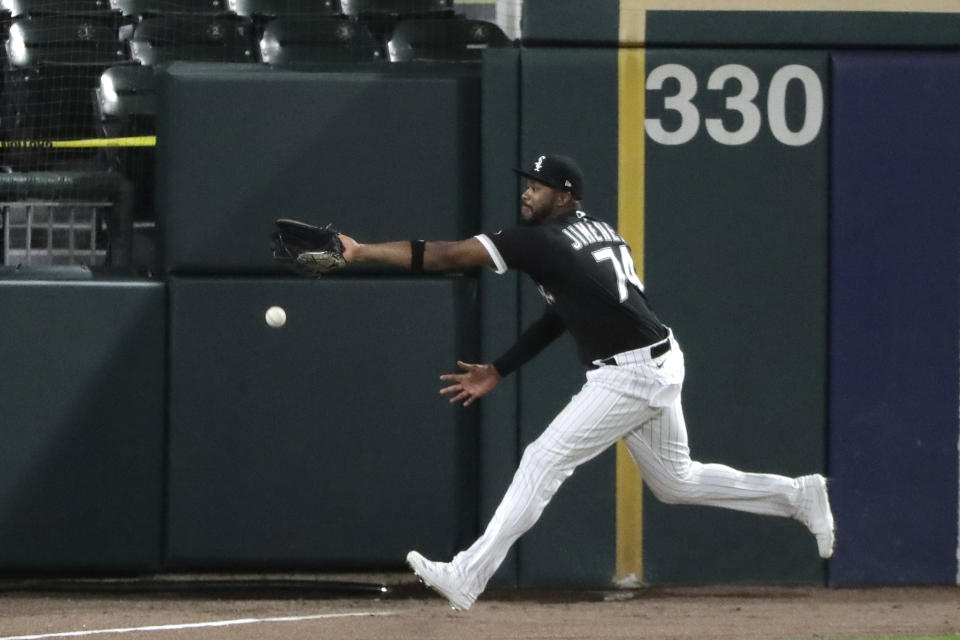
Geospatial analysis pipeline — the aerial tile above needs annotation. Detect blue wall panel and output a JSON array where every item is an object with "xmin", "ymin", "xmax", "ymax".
[{"xmin": 830, "ymin": 53, "xmax": 960, "ymax": 585}]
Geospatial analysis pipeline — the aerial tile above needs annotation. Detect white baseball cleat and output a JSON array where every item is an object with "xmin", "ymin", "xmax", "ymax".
[
  {"xmin": 406, "ymin": 550, "xmax": 476, "ymax": 611},
  {"xmin": 797, "ymin": 474, "xmax": 836, "ymax": 559}
]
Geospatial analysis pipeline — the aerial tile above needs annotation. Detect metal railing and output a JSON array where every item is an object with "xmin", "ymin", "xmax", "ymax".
[
  {"xmin": 0, "ymin": 172, "xmax": 134, "ymax": 271},
  {"xmin": 1, "ymin": 202, "xmax": 110, "ymax": 267}
]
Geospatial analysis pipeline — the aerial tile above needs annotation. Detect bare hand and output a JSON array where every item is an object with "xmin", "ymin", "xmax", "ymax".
[
  {"xmin": 439, "ymin": 361, "xmax": 500, "ymax": 407},
  {"xmin": 339, "ymin": 233, "xmax": 361, "ymax": 263}
]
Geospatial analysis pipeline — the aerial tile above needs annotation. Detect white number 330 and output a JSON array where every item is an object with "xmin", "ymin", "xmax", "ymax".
[{"xmin": 593, "ymin": 246, "xmax": 644, "ymax": 302}]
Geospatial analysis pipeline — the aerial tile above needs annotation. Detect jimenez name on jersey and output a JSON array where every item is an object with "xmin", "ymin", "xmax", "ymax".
[{"xmin": 475, "ymin": 210, "xmax": 667, "ymax": 365}]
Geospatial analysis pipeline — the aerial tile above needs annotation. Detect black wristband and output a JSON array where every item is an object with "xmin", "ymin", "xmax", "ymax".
[{"xmin": 410, "ymin": 239, "xmax": 426, "ymax": 271}]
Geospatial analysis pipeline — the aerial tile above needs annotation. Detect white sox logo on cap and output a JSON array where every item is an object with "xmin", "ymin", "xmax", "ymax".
[{"xmin": 514, "ymin": 154, "xmax": 584, "ymax": 200}]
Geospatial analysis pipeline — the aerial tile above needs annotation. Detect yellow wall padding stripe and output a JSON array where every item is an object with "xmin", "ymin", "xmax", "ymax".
[
  {"xmin": 0, "ymin": 136, "xmax": 156, "ymax": 149},
  {"xmin": 620, "ymin": 0, "xmax": 960, "ymax": 43},
  {"xmin": 616, "ymin": 47, "xmax": 646, "ymax": 584}
]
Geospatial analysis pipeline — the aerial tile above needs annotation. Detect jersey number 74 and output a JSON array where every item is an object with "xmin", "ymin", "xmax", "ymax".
[{"xmin": 592, "ymin": 246, "xmax": 645, "ymax": 302}]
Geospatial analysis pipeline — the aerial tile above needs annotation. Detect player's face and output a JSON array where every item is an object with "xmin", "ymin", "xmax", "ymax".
[{"xmin": 521, "ymin": 179, "xmax": 563, "ymax": 222}]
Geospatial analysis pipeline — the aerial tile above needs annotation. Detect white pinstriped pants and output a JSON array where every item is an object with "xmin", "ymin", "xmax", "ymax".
[{"xmin": 452, "ymin": 332, "xmax": 803, "ymax": 595}]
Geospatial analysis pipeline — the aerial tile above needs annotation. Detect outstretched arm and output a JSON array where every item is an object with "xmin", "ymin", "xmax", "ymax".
[{"xmin": 340, "ymin": 234, "xmax": 495, "ymax": 271}]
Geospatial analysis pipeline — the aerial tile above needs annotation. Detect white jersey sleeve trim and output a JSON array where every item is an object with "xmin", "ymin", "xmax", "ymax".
[{"xmin": 474, "ymin": 233, "xmax": 508, "ymax": 274}]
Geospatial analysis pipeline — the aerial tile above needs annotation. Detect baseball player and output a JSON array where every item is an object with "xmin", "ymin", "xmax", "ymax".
[{"xmin": 338, "ymin": 154, "xmax": 835, "ymax": 611}]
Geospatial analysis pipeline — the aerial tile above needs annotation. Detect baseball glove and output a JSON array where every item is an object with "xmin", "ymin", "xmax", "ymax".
[{"xmin": 271, "ymin": 218, "xmax": 346, "ymax": 277}]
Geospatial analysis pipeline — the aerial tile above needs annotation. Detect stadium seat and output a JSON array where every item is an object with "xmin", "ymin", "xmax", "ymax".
[
  {"xmin": 229, "ymin": 0, "xmax": 341, "ymax": 41},
  {"xmin": 112, "ymin": 0, "xmax": 235, "ymax": 43},
  {"xmin": 96, "ymin": 64, "xmax": 155, "ymax": 123},
  {"xmin": 387, "ymin": 17, "xmax": 508, "ymax": 62},
  {"xmin": 2, "ymin": 0, "xmax": 119, "ymax": 17},
  {"xmin": 341, "ymin": 0, "xmax": 453, "ymax": 44},
  {"xmin": 4, "ymin": 15, "xmax": 124, "ymax": 66},
  {"xmin": 229, "ymin": 0, "xmax": 340, "ymax": 18},
  {"xmin": 1, "ymin": 15, "xmax": 127, "ymax": 170},
  {"xmin": 128, "ymin": 15, "xmax": 256, "ymax": 65},
  {"xmin": 259, "ymin": 16, "xmax": 381, "ymax": 65},
  {"xmin": 95, "ymin": 65, "xmax": 156, "ymax": 222},
  {"xmin": 110, "ymin": 0, "xmax": 230, "ymax": 16},
  {"xmin": 340, "ymin": 0, "xmax": 450, "ymax": 17}
]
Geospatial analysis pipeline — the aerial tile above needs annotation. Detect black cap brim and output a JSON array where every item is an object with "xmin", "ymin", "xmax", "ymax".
[
  {"xmin": 513, "ymin": 168, "xmax": 564, "ymax": 190},
  {"xmin": 514, "ymin": 169, "xmax": 583, "ymax": 199}
]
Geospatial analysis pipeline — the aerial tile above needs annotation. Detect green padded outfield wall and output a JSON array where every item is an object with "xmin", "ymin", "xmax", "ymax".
[
  {"xmin": 156, "ymin": 63, "xmax": 480, "ymax": 275},
  {"xmin": 0, "ymin": 280, "xmax": 165, "ymax": 572},
  {"xmin": 638, "ymin": 49, "xmax": 828, "ymax": 584},
  {"xmin": 483, "ymin": 46, "xmax": 826, "ymax": 587},
  {"xmin": 504, "ymin": 1, "xmax": 838, "ymax": 586},
  {"xmin": 156, "ymin": 61, "xmax": 488, "ymax": 570},
  {"xmin": 166, "ymin": 276, "xmax": 479, "ymax": 568},
  {"xmin": 500, "ymin": 47, "xmax": 826, "ymax": 586},
  {"xmin": 524, "ymin": 0, "xmax": 960, "ymax": 48}
]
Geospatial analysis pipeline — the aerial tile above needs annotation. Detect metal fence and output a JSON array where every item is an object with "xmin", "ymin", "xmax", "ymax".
[{"xmin": 1, "ymin": 202, "xmax": 110, "ymax": 267}]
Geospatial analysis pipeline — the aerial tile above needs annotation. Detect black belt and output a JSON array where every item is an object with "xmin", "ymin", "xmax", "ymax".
[{"xmin": 591, "ymin": 339, "xmax": 671, "ymax": 369}]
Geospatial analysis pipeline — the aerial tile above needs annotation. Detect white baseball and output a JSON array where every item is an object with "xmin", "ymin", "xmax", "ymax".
[{"xmin": 265, "ymin": 305, "xmax": 286, "ymax": 328}]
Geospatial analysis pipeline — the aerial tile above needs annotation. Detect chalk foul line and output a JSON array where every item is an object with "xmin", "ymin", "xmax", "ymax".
[{"xmin": 0, "ymin": 611, "xmax": 396, "ymax": 640}]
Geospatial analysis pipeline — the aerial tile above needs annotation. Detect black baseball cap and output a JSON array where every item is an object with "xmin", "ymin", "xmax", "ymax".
[{"xmin": 514, "ymin": 154, "xmax": 584, "ymax": 200}]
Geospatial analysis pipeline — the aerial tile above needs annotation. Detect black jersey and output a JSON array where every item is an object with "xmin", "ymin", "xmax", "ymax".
[{"xmin": 476, "ymin": 210, "xmax": 668, "ymax": 366}]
